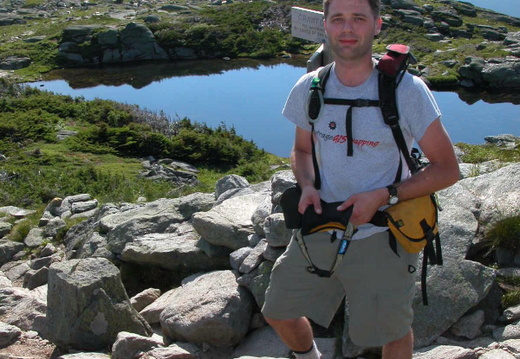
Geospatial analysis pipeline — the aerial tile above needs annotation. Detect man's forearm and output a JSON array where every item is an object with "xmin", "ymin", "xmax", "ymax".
[
  {"xmin": 392, "ymin": 161, "xmax": 459, "ymax": 202},
  {"xmin": 290, "ymin": 148, "xmax": 316, "ymax": 190}
]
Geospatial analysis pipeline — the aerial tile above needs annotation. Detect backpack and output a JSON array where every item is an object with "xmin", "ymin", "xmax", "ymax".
[{"xmin": 305, "ymin": 44, "xmax": 442, "ymax": 305}]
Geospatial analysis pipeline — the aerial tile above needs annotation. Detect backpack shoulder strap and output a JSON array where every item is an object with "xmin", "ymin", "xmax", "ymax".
[
  {"xmin": 377, "ymin": 44, "xmax": 420, "ymax": 175},
  {"xmin": 307, "ymin": 63, "xmax": 334, "ymax": 123},
  {"xmin": 306, "ymin": 63, "xmax": 334, "ymax": 190}
]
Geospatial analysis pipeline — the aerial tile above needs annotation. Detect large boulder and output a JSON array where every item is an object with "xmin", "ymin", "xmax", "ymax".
[
  {"xmin": 120, "ymin": 222, "xmax": 230, "ymax": 272},
  {"xmin": 0, "ymin": 240, "xmax": 25, "ymax": 266},
  {"xmin": 100, "ymin": 199, "xmax": 186, "ymax": 254},
  {"xmin": 47, "ymin": 258, "xmax": 152, "ymax": 351},
  {"xmin": 119, "ymin": 22, "xmax": 168, "ymax": 62},
  {"xmin": 192, "ymin": 193, "xmax": 268, "ymax": 250},
  {"xmin": 160, "ymin": 270, "xmax": 254, "ymax": 347},
  {"xmin": 0, "ymin": 287, "xmax": 47, "ymax": 336}
]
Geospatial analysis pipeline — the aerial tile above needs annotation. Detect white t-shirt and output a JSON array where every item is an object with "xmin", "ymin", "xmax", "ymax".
[{"xmin": 282, "ymin": 63, "xmax": 441, "ymax": 239}]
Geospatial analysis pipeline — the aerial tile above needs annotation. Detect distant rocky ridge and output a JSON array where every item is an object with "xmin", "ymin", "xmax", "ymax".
[
  {"xmin": 0, "ymin": 0, "xmax": 520, "ymax": 90},
  {"xmin": 0, "ymin": 136, "xmax": 519, "ymax": 358}
]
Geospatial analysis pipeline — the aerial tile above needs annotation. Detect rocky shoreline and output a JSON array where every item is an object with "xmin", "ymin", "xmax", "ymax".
[
  {"xmin": 0, "ymin": 135, "xmax": 519, "ymax": 358},
  {"xmin": 0, "ymin": 0, "xmax": 520, "ymax": 90}
]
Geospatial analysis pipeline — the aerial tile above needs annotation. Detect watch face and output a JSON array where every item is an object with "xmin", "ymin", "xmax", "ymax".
[{"xmin": 389, "ymin": 196, "xmax": 399, "ymax": 205}]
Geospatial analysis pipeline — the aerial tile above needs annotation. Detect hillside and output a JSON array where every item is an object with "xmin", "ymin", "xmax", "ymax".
[{"xmin": 0, "ymin": 0, "xmax": 519, "ymax": 89}]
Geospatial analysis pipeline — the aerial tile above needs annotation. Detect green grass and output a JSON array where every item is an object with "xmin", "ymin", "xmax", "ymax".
[
  {"xmin": 0, "ymin": 78, "xmax": 287, "ymax": 209},
  {"xmin": 485, "ymin": 216, "xmax": 520, "ymax": 252},
  {"xmin": 456, "ymin": 142, "xmax": 520, "ymax": 164},
  {"xmin": 8, "ymin": 207, "xmax": 44, "ymax": 243}
]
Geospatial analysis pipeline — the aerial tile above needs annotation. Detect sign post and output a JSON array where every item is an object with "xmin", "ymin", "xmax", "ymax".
[{"xmin": 290, "ymin": 6, "xmax": 333, "ymax": 72}]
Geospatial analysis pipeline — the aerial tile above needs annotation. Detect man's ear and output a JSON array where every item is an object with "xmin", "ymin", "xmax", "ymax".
[
  {"xmin": 374, "ymin": 17, "xmax": 382, "ymax": 35},
  {"xmin": 323, "ymin": 18, "xmax": 328, "ymax": 36}
]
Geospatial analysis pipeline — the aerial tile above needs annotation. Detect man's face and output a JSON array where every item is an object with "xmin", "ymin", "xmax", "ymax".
[{"xmin": 323, "ymin": 0, "xmax": 382, "ymax": 63}]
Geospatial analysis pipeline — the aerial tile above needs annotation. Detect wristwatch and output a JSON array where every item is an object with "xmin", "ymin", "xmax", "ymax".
[{"xmin": 386, "ymin": 185, "xmax": 399, "ymax": 205}]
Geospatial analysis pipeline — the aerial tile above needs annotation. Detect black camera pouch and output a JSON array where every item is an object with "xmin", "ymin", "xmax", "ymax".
[{"xmin": 280, "ymin": 185, "xmax": 303, "ymax": 229}]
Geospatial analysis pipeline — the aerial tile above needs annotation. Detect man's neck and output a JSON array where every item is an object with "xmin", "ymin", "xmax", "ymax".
[{"xmin": 333, "ymin": 56, "xmax": 375, "ymax": 87}]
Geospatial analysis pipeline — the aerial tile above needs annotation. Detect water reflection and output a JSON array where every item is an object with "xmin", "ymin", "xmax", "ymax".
[
  {"xmin": 41, "ymin": 57, "xmax": 520, "ymax": 106},
  {"xmin": 41, "ymin": 57, "xmax": 309, "ymax": 90},
  {"xmin": 29, "ymin": 59, "xmax": 519, "ymax": 156}
]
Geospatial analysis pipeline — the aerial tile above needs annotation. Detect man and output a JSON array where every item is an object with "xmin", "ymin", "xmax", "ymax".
[{"xmin": 261, "ymin": 0, "xmax": 460, "ymax": 358}]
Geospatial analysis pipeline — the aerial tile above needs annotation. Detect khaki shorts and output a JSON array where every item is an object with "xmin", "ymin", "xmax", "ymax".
[{"xmin": 261, "ymin": 230, "xmax": 419, "ymax": 347}]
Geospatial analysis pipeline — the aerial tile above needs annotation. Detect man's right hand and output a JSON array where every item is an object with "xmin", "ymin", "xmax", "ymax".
[{"xmin": 298, "ymin": 185, "xmax": 322, "ymax": 215}]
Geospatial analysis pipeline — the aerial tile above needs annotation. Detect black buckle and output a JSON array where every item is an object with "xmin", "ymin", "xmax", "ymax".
[{"xmin": 355, "ymin": 99, "xmax": 371, "ymax": 107}]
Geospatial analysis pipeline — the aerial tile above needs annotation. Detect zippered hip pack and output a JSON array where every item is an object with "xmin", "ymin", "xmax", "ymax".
[{"xmin": 384, "ymin": 194, "xmax": 440, "ymax": 256}]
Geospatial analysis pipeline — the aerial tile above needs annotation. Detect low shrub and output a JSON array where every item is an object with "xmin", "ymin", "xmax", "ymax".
[{"xmin": 486, "ymin": 216, "xmax": 520, "ymax": 252}]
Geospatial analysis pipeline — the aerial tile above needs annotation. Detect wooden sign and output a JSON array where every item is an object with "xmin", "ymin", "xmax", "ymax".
[{"xmin": 291, "ymin": 7, "xmax": 327, "ymax": 44}]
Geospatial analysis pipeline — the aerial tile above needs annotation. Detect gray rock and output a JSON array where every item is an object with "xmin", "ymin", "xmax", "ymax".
[
  {"xmin": 0, "ymin": 271, "xmax": 12, "ymax": 288},
  {"xmin": 263, "ymin": 245, "xmax": 285, "ymax": 262},
  {"xmin": 0, "ymin": 56, "xmax": 31, "ymax": 70},
  {"xmin": 485, "ymin": 134, "xmax": 518, "ymax": 149},
  {"xmin": 500, "ymin": 339, "xmax": 520, "ymax": 357},
  {"xmin": 388, "ymin": 0, "xmax": 423, "ymax": 12},
  {"xmin": 479, "ymin": 349, "xmax": 516, "ymax": 359},
  {"xmin": 160, "ymin": 270, "xmax": 253, "ymax": 347},
  {"xmin": 30, "ymin": 253, "xmax": 61, "ymax": 271},
  {"xmin": 450, "ymin": 310, "xmax": 485, "ymax": 340},
  {"xmin": 251, "ymin": 195, "xmax": 272, "ymax": 237},
  {"xmin": 71, "ymin": 199, "xmax": 98, "ymax": 214},
  {"xmin": 413, "ymin": 261, "xmax": 496, "ymax": 347},
  {"xmin": 56, "ymin": 129, "xmax": 78, "ymax": 140},
  {"xmin": 130, "ymin": 288, "xmax": 161, "ymax": 312},
  {"xmin": 42, "ymin": 217, "xmax": 66, "ymax": 238},
  {"xmin": 175, "ymin": 192, "xmax": 215, "ymax": 219},
  {"xmin": 0, "ymin": 287, "xmax": 47, "ymax": 335},
  {"xmin": 47, "ymin": 257, "xmax": 152, "ymax": 351},
  {"xmin": 0, "ymin": 206, "xmax": 36, "ymax": 218},
  {"xmin": 269, "ymin": 170, "xmax": 296, "ymax": 211},
  {"xmin": 120, "ymin": 22, "xmax": 168, "ymax": 62},
  {"xmin": 232, "ymin": 326, "xmax": 291, "ymax": 358},
  {"xmin": 143, "ymin": 14, "xmax": 160, "ymax": 23},
  {"xmin": 481, "ymin": 29, "xmax": 506, "ymax": 41},
  {"xmin": 215, "ymin": 174, "xmax": 250, "ymax": 199},
  {"xmin": 62, "ymin": 25, "xmax": 102, "ymax": 43},
  {"xmin": 120, "ymin": 227, "xmax": 229, "ymax": 272},
  {"xmin": 426, "ymin": 33, "xmax": 444, "ymax": 41},
  {"xmin": 56, "ymin": 353, "xmax": 111, "ymax": 359},
  {"xmin": 239, "ymin": 239, "xmax": 268, "ymax": 274},
  {"xmin": 245, "ymin": 261, "xmax": 273, "ymax": 308},
  {"xmin": 431, "ymin": 10, "xmax": 463, "ymax": 27},
  {"xmin": 263, "ymin": 213, "xmax": 293, "ymax": 248},
  {"xmin": 494, "ymin": 320, "xmax": 520, "ymax": 341},
  {"xmin": 459, "ymin": 163, "xmax": 519, "ymax": 229},
  {"xmin": 192, "ymin": 193, "xmax": 267, "ymax": 250},
  {"xmin": 412, "ymin": 344, "xmax": 477, "ymax": 358},
  {"xmin": 23, "ymin": 227, "xmax": 44, "ymax": 248},
  {"xmin": 482, "ymin": 60, "xmax": 520, "ymax": 89},
  {"xmin": 458, "ymin": 57, "xmax": 486, "ymax": 85},
  {"xmin": 140, "ymin": 288, "xmax": 177, "ymax": 325},
  {"xmin": 101, "ymin": 198, "xmax": 186, "ymax": 254},
  {"xmin": 23, "ymin": 266, "xmax": 49, "ymax": 290},
  {"xmin": 0, "ymin": 221, "xmax": 12, "ymax": 238},
  {"xmin": 0, "ymin": 322, "xmax": 22, "ymax": 348},
  {"xmin": 230, "ymin": 247, "xmax": 252, "ymax": 271},
  {"xmin": 141, "ymin": 345, "xmax": 194, "ymax": 358},
  {"xmin": 96, "ymin": 29, "xmax": 119, "ymax": 47},
  {"xmin": 501, "ymin": 304, "xmax": 520, "ymax": 323},
  {"xmin": 111, "ymin": 331, "xmax": 163, "ymax": 359},
  {"xmin": 1, "ymin": 260, "xmax": 30, "ymax": 284}
]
